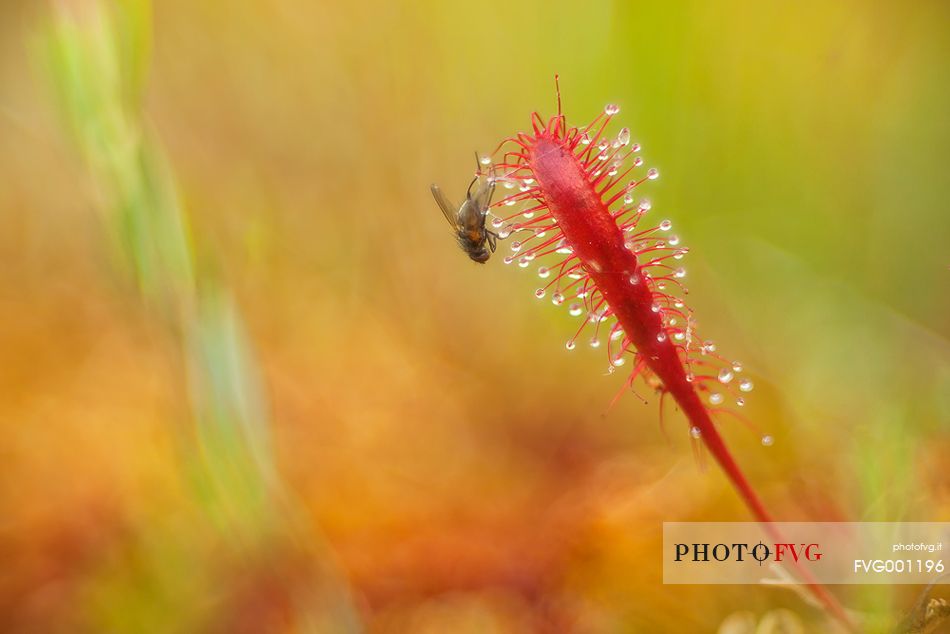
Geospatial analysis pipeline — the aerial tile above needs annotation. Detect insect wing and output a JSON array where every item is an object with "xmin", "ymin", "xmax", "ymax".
[
  {"xmin": 470, "ymin": 177, "xmax": 495, "ymax": 215},
  {"xmin": 430, "ymin": 183, "xmax": 460, "ymax": 227}
]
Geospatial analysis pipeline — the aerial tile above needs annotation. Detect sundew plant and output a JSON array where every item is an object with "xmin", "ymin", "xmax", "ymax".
[{"xmin": 477, "ymin": 82, "xmax": 854, "ymax": 631}]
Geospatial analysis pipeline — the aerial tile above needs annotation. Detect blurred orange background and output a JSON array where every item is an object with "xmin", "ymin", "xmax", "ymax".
[{"xmin": 0, "ymin": 1, "xmax": 947, "ymax": 632}]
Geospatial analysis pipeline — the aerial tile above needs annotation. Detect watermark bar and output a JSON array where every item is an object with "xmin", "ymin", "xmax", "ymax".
[{"xmin": 663, "ymin": 522, "xmax": 948, "ymax": 585}]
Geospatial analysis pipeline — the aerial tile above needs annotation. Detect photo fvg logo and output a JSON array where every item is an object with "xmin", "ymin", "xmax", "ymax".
[
  {"xmin": 674, "ymin": 542, "xmax": 823, "ymax": 565},
  {"xmin": 665, "ymin": 522, "xmax": 948, "ymax": 585}
]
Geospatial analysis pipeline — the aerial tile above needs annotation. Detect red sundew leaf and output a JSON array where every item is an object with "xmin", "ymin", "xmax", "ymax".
[{"xmin": 474, "ymin": 77, "xmax": 857, "ymax": 632}]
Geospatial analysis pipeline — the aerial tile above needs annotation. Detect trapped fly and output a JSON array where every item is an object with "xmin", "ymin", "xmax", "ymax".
[{"xmin": 431, "ymin": 161, "xmax": 497, "ymax": 263}]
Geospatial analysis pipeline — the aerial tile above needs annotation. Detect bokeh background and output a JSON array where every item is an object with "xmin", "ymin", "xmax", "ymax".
[{"xmin": 1, "ymin": 1, "xmax": 948, "ymax": 632}]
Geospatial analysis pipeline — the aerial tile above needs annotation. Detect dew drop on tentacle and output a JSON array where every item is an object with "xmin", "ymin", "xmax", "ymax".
[
  {"xmin": 736, "ymin": 397, "xmax": 745, "ymax": 407},
  {"xmin": 718, "ymin": 368, "xmax": 734, "ymax": 384},
  {"xmin": 638, "ymin": 200, "xmax": 652, "ymax": 212},
  {"xmin": 656, "ymin": 332, "xmax": 667, "ymax": 342},
  {"xmin": 569, "ymin": 303, "xmax": 583, "ymax": 317},
  {"xmin": 566, "ymin": 340, "xmax": 576, "ymax": 351},
  {"xmin": 633, "ymin": 156, "xmax": 644, "ymax": 167},
  {"xmin": 732, "ymin": 361, "xmax": 743, "ymax": 373},
  {"xmin": 479, "ymin": 155, "xmax": 492, "ymax": 166},
  {"xmin": 739, "ymin": 379, "xmax": 754, "ymax": 392},
  {"xmin": 492, "ymin": 217, "xmax": 504, "ymax": 228},
  {"xmin": 674, "ymin": 267, "xmax": 686, "ymax": 278},
  {"xmin": 761, "ymin": 435, "xmax": 774, "ymax": 447},
  {"xmin": 535, "ymin": 288, "xmax": 546, "ymax": 299},
  {"xmin": 589, "ymin": 337, "xmax": 601, "ymax": 348},
  {"xmin": 690, "ymin": 426, "xmax": 702, "ymax": 439},
  {"xmin": 708, "ymin": 392, "xmax": 724, "ymax": 405},
  {"xmin": 617, "ymin": 127, "xmax": 631, "ymax": 146},
  {"xmin": 659, "ymin": 219, "xmax": 672, "ymax": 231},
  {"xmin": 537, "ymin": 266, "xmax": 550, "ymax": 278},
  {"xmin": 668, "ymin": 234, "xmax": 680, "ymax": 246},
  {"xmin": 647, "ymin": 168, "xmax": 659, "ymax": 180},
  {"xmin": 551, "ymin": 292, "xmax": 565, "ymax": 305},
  {"xmin": 604, "ymin": 103, "xmax": 621, "ymax": 116}
]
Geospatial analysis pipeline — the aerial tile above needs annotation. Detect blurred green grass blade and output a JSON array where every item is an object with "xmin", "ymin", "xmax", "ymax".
[{"xmin": 37, "ymin": 2, "xmax": 363, "ymax": 631}]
